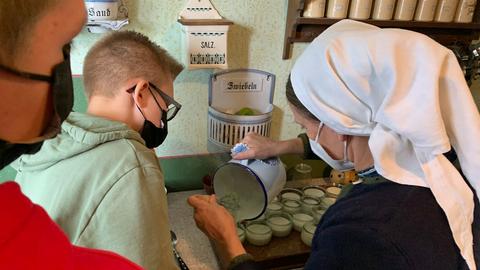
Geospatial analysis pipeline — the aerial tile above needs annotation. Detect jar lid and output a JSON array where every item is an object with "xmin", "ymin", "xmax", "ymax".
[{"xmin": 295, "ymin": 163, "xmax": 312, "ymax": 174}]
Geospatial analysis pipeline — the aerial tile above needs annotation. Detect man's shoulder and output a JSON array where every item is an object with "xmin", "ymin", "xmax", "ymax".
[
  {"xmin": 89, "ymin": 138, "xmax": 162, "ymax": 178},
  {"xmin": 104, "ymin": 138, "xmax": 159, "ymax": 168}
]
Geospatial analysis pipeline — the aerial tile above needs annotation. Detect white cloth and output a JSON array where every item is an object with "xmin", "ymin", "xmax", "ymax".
[{"xmin": 291, "ymin": 19, "xmax": 480, "ymax": 269}]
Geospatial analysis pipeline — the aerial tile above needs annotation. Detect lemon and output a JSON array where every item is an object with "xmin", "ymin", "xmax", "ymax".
[{"xmin": 235, "ymin": 107, "xmax": 256, "ymax": 116}]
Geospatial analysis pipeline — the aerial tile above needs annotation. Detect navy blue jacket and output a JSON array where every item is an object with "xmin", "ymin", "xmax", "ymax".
[
  {"xmin": 304, "ymin": 178, "xmax": 479, "ymax": 269},
  {"xmin": 233, "ymin": 179, "xmax": 479, "ymax": 270}
]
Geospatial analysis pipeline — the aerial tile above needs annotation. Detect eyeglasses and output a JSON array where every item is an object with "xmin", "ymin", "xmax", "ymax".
[
  {"xmin": 126, "ymin": 82, "xmax": 182, "ymax": 122},
  {"xmin": 149, "ymin": 83, "xmax": 182, "ymax": 121}
]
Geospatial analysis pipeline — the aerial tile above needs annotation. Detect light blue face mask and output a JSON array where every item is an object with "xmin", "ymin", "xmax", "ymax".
[{"xmin": 309, "ymin": 122, "xmax": 355, "ymax": 172}]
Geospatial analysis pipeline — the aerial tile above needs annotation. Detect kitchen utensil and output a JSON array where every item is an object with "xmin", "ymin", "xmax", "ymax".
[
  {"xmin": 213, "ymin": 156, "xmax": 286, "ymax": 221},
  {"xmin": 170, "ymin": 231, "xmax": 189, "ymax": 270}
]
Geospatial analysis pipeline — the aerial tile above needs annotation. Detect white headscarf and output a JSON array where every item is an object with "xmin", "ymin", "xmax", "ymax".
[{"xmin": 291, "ymin": 19, "xmax": 480, "ymax": 269}]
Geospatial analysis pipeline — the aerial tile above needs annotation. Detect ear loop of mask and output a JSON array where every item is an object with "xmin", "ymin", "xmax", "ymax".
[
  {"xmin": 314, "ymin": 122, "xmax": 323, "ymax": 143},
  {"xmin": 147, "ymin": 86, "xmax": 165, "ymax": 128},
  {"xmin": 131, "ymin": 86, "xmax": 165, "ymax": 128},
  {"xmin": 5, "ymin": 46, "xmax": 72, "ymax": 144},
  {"xmin": 315, "ymin": 122, "xmax": 349, "ymax": 162}
]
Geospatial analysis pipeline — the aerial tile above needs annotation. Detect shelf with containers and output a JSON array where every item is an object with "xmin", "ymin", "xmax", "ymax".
[{"xmin": 283, "ymin": 0, "xmax": 480, "ymax": 59}]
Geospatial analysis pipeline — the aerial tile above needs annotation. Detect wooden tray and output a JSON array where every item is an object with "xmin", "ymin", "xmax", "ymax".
[
  {"xmin": 211, "ymin": 230, "xmax": 310, "ymax": 270},
  {"xmin": 212, "ymin": 178, "xmax": 330, "ymax": 269},
  {"xmin": 243, "ymin": 230, "xmax": 310, "ymax": 270}
]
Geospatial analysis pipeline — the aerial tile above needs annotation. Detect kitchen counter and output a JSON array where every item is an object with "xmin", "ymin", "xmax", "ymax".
[
  {"xmin": 167, "ymin": 179, "xmax": 331, "ymax": 270},
  {"xmin": 167, "ymin": 189, "xmax": 220, "ymax": 270}
]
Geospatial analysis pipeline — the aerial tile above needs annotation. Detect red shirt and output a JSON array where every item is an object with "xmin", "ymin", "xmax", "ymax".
[{"xmin": 0, "ymin": 181, "xmax": 143, "ymax": 270}]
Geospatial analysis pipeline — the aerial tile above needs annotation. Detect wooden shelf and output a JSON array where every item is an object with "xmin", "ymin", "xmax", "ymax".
[
  {"xmin": 296, "ymin": 17, "xmax": 480, "ymax": 29},
  {"xmin": 283, "ymin": 0, "xmax": 480, "ymax": 59}
]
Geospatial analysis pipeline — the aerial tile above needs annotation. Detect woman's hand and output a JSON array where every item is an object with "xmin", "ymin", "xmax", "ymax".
[
  {"xmin": 232, "ymin": 132, "xmax": 304, "ymax": 160},
  {"xmin": 187, "ymin": 195, "xmax": 246, "ymax": 260},
  {"xmin": 232, "ymin": 133, "xmax": 282, "ymax": 160}
]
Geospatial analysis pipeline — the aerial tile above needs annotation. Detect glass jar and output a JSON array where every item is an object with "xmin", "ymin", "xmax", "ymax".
[
  {"xmin": 434, "ymin": 0, "xmax": 460, "ymax": 21},
  {"xmin": 349, "ymin": 0, "xmax": 373, "ymax": 19},
  {"xmin": 301, "ymin": 196, "xmax": 321, "ymax": 213},
  {"xmin": 292, "ymin": 163, "xmax": 313, "ymax": 181},
  {"xmin": 279, "ymin": 188, "xmax": 303, "ymax": 201},
  {"xmin": 237, "ymin": 224, "xmax": 246, "ymax": 243},
  {"xmin": 312, "ymin": 205, "xmax": 328, "ymax": 224},
  {"xmin": 325, "ymin": 186, "xmax": 342, "ymax": 198},
  {"xmin": 266, "ymin": 213, "xmax": 293, "ymax": 237},
  {"xmin": 372, "ymin": 0, "xmax": 396, "ymax": 20},
  {"xmin": 266, "ymin": 201, "xmax": 283, "ymax": 216},
  {"xmin": 414, "ymin": 0, "xmax": 439, "ymax": 21},
  {"xmin": 301, "ymin": 222, "xmax": 317, "ymax": 247},
  {"xmin": 292, "ymin": 212, "xmax": 315, "ymax": 232},
  {"xmin": 302, "ymin": 186, "xmax": 325, "ymax": 200},
  {"xmin": 454, "ymin": 0, "xmax": 477, "ymax": 22},
  {"xmin": 246, "ymin": 221, "xmax": 272, "ymax": 246},
  {"xmin": 303, "ymin": 0, "xmax": 327, "ymax": 17},
  {"xmin": 394, "ymin": 0, "xmax": 418, "ymax": 20},
  {"xmin": 282, "ymin": 199, "xmax": 302, "ymax": 215},
  {"xmin": 327, "ymin": 0, "xmax": 350, "ymax": 18},
  {"xmin": 253, "ymin": 213, "xmax": 267, "ymax": 222},
  {"xmin": 320, "ymin": 197, "xmax": 337, "ymax": 209}
]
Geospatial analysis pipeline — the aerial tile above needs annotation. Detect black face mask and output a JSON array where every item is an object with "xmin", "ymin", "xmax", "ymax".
[
  {"xmin": 0, "ymin": 45, "xmax": 73, "ymax": 169},
  {"xmin": 140, "ymin": 109, "xmax": 168, "ymax": 149},
  {"xmin": 136, "ymin": 87, "xmax": 169, "ymax": 149}
]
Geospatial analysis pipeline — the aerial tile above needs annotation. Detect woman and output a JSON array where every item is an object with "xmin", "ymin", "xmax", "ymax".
[{"xmin": 188, "ymin": 20, "xmax": 480, "ymax": 269}]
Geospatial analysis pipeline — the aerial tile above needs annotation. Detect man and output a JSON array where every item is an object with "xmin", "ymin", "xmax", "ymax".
[
  {"xmin": 14, "ymin": 31, "xmax": 183, "ymax": 270},
  {"xmin": 0, "ymin": 0, "xmax": 142, "ymax": 269}
]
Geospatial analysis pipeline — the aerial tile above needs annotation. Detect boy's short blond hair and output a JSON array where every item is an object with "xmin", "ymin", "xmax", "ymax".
[
  {"xmin": 83, "ymin": 31, "xmax": 183, "ymax": 99},
  {"xmin": 0, "ymin": 0, "xmax": 58, "ymax": 65}
]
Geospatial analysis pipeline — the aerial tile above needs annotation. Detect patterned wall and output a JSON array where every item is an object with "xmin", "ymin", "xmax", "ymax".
[
  {"xmin": 70, "ymin": 0, "xmax": 480, "ymax": 157},
  {"xmin": 71, "ymin": 0, "xmax": 307, "ymax": 157}
]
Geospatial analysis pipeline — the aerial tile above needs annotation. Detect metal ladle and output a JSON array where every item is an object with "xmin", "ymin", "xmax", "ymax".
[{"xmin": 170, "ymin": 231, "xmax": 190, "ymax": 270}]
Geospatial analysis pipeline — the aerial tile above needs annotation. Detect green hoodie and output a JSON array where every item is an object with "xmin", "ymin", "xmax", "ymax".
[{"xmin": 14, "ymin": 112, "xmax": 178, "ymax": 270}]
